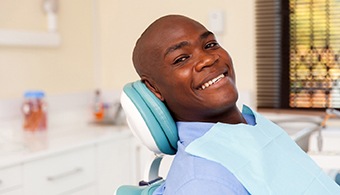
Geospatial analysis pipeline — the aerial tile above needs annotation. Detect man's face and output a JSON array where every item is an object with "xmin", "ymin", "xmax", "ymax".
[{"xmin": 144, "ymin": 17, "xmax": 238, "ymax": 122}]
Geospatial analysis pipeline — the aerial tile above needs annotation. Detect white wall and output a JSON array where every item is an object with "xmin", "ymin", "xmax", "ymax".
[
  {"xmin": 0, "ymin": 0, "xmax": 95, "ymax": 99},
  {"xmin": 0, "ymin": 0, "xmax": 255, "ymax": 106}
]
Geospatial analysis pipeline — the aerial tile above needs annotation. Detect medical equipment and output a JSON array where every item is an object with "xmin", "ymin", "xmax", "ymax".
[
  {"xmin": 312, "ymin": 108, "xmax": 340, "ymax": 152},
  {"xmin": 115, "ymin": 81, "xmax": 178, "ymax": 195},
  {"xmin": 308, "ymin": 108, "xmax": 340, "ymax": 186}
]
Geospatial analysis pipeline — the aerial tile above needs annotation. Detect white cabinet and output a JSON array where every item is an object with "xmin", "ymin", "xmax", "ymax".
[
  {"xmin": 97, "ymin": 136, "xmax": 133, "ymax": 195},
  {"xmin": 68, "ymin": 185, "xmax": 96, "ymax": 195},
  {"xmin": 0, "ymin": 165, "xmax": 22, "ymax": 195},
  {"xmin": 23, "ymin": 146, "xmax": 96, "ymax": 195},
  {"xmin": 20, "ymin": 133, "xmax": 136, "ymax": 195},
  {"xmin": 0, "ymin": 189, "xmax": 23, "ymax": 195},
  {"xmin": 0, "ymin": 126, "xmax": 141, "ymax": 195}
]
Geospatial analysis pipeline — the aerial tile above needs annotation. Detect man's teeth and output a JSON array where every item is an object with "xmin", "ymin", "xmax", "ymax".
[{"xmin": 200, "ymin": 74, "xmax": 225, "ymax": 90}]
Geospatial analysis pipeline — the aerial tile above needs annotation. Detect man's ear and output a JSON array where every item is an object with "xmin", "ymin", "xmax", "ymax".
[{"xmin": 142, "ymin": 79, "xmax": 165, "ymax": 101}]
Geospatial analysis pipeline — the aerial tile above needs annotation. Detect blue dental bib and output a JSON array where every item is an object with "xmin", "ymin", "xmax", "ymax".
[{"xmin": 185, "ymin": 106, "xmax": 340, "ymax": 194}]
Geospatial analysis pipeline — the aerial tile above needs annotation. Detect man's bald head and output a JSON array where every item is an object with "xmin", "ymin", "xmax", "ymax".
[{"xmin": 132, "ymin": 15, "xmax": 206, "ymax": 79}]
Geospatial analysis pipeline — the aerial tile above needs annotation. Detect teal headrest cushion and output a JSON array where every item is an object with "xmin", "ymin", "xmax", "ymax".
[{"xmin": 121, "ymin": 81, "xmax": 178, "ymax": 155}]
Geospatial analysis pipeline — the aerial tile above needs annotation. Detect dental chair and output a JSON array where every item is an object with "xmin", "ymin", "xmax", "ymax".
[{"xmin": 115, "ymin": 80, "xmax": 179, "ymax": 195}]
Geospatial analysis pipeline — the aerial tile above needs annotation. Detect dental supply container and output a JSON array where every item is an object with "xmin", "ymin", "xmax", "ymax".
[
  {"xmin": 93, "ymin": 89, "xmax": 104, "ymax": 121},
  {"xmin": 22, "ymin": 90, "xmax": 48, "ymax": 132}
]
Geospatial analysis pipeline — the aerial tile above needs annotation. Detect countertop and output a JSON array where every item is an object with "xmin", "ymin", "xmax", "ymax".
[{"xmin": 0, "ymin": 109, "xmax": 131, "ymax": 169}]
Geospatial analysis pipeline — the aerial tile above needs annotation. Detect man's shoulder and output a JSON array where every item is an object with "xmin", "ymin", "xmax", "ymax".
[
  {"xmin": 169, "ymin": 149, "xmax": 240, "ymax": 181},
  {"xmin": 163, "ymin": 147, "xmax": 247, "ymax": 194}
]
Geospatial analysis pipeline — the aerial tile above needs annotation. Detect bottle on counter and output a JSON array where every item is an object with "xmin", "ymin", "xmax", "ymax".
[
  {"xmin": 93, "ymin": 89, "xmax": 104, "ymax": 121},
  {"xmin": 22, "ymin": 90, "xmax": 48, "ymax": 132}
]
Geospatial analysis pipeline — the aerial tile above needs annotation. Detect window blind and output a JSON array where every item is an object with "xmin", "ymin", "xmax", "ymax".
[{"xmin": 256, "ymin": 0, "xmax": 283, "ymax": 108}]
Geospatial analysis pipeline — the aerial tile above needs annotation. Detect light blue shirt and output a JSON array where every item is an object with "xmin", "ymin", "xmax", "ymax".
[{"xmin": 153, "ymin": 113, "xmax": 255, "ymax": 195}]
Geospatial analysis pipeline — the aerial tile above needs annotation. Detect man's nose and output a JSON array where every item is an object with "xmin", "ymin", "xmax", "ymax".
[{"xmin": 194, "ymin": 51, "xmax": 218, "ymax": 72}]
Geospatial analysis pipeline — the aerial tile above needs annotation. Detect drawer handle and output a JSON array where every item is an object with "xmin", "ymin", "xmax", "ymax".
[{"xmin": 47, "ymin": 167, "xmax": 83, "ymax": 181}]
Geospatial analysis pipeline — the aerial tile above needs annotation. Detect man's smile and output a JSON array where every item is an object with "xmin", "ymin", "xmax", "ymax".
[{"xmin": 198, "ymin": 72, "xmax": 228, "ymax": 90}]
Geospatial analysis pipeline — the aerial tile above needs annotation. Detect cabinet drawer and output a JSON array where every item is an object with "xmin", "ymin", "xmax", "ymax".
[
  {"xmin": 0, "ymin": 165, "xmax": 22, "ymax": 192},
  {"xmin": 23, "ymin": 146, "xmax": 95, "ymax": 195}
]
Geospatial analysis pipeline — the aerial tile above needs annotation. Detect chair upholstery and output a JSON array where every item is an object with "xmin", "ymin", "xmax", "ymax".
[
  {"xmin": 115, "ymin": 180, "xmax": 164, "ymax": 195},
  {"xmin": 116, "ymin": 81, "xmax": 178, "ymax": 195}
]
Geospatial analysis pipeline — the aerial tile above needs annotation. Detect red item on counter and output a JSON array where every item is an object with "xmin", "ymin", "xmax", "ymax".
[{"xmin": 22, "ymin": 91, "xmax": 47, "ymax": 132}]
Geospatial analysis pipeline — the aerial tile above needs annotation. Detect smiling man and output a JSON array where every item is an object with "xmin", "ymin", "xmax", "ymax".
[
  {"xmin": 133, "ymin": 15, "xmax": 245, "ymax": 125},
  {"xmin": 133, "ymin": 14, "xmax": 251, "ymax": 195},
  {"xmin": 131, "ymin": 14, "xmax": 340, "ymax": 195}
]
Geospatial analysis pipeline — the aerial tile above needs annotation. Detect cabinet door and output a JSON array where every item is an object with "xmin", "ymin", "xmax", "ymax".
[
  {"xmin": 68, "ymin": 185, "xmax": 96, "ymax": 195},
  {"xmin": 23, "ymin": 146, "xmax": 95, "ymax": 195},
  {"xmin": 97, "ymin": 136, "xmax": 133, "ymax": 195},
  {"xmin": 0, "ymin": 188, "xmax": 23, "ymax": 195},
  {"xmin": 0, "ymin": 165, "xmax": 22, "ymax": 193}
]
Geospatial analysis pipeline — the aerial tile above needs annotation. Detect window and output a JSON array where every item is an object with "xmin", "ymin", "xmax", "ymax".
[{"xmin": 256, "ymin": 0, "xmax": 340, "ymax": 109}]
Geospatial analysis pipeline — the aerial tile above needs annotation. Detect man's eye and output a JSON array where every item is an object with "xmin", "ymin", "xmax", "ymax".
[
  {"xmin": 205, "ymin": 42, "xmax": 219, "ymax": 49},
  {"xmin": 173, "ymin": 56, "xmax": 188, "ymax": 64}
]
